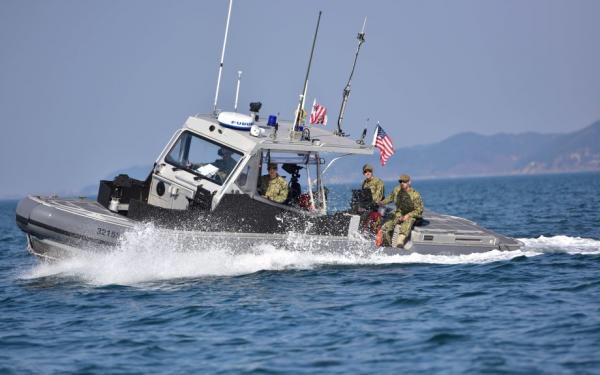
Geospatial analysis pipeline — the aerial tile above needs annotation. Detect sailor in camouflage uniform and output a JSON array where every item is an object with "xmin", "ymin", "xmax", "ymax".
[
  {"xmin": 378, "ymin": 174, "xmax": 424, "ymax": 248},
  {"xmin": 361, "ymin": 164, "xmax": 384, "ymax": 204},
  {"xmin": 259, "ymin": 163, "xmax": 288, "ymax": 203},
  {"xmin": 361, "ymin": 164, "xmax": 385, "ymax": 232}
]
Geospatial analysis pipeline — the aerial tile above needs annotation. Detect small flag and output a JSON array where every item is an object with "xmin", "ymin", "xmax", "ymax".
[
  {"xmin": 372, "ymin": 124, "xmax": 395, "ymax": 166},
  {"xmin": 309, "ymin": 99, "xmax": 328, "ymax": 125}
]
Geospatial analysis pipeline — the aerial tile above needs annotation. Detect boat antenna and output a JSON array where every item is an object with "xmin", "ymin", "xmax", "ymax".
[
  {"xmin": 234, "ymin": 70, "xmax": 242, "ymax": 112},
  {"xmin": 212, "ymin": 0, "xmax": 233, "ymax": 116},
  {"xmin": 291, "ymin": 11, "xmax": 322, "ymax": 138},
  {"xmin": 335, "ymin": 17, "xmax": 367, "ymax": 136}
]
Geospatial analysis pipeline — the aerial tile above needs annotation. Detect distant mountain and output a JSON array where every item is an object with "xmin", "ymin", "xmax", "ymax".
[
  {"xmin": 515, "ymin": 120, "xmax": 600, "ymax": 173},
  {"xmin": 328, "ymin": 120, "xmax": 600, "ymax": 182}
]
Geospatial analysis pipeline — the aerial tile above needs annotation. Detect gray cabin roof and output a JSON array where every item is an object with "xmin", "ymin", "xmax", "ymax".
[{"xmin": 183, "ymin": 114, "xmax": 375, "ymax": 156}]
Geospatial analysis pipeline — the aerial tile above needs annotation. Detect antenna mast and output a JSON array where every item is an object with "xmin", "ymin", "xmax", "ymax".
[
  {"xmin": 291, "ymin": 11, "xmax": 322, "ymax": 137},
  {"xmin": 335, "ymin": 17, "xmax": 367, "ymax": 136},
  {"xmin": 234, "ymin": 70, "xmax": 242, "ymax": 112},
  {"xmin": 212, "ymin": 0, "xmax": 233, "ymax": 116}
]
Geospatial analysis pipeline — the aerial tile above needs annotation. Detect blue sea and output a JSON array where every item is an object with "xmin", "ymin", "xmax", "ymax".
[{"xmin": 1, "ymin": 172, "xmax": 600, "ymax": 374}]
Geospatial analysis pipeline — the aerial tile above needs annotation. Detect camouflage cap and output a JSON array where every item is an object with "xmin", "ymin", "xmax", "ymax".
[
  {"xmin": 399, "ymin": 174, "xmax": 411, "ymax": 183},
  {"xmin": 268, "ymin": 162, "xmax": 278, "ymax": 170},
  {"xmin": 362, "ymin": 164, "xmax": 373, "ymax": 173}
]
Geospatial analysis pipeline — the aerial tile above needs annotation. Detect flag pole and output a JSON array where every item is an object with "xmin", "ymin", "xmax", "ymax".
[
  {"xmin": 309, "ymin": 98, "xmax": 316, "ymax": 125},
  {"xmin": 291, "ymin": 11, "xmax": 322, "ymax": 138},
  {"xmin": 371, "ymin": 122, "xmax": 379, "ymax": 147}
]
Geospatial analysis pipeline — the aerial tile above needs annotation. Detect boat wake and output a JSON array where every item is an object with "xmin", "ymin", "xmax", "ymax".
[
  {"xmin": 518, "ymin": 235, "xmax": 600, "ymax": 254},
  {"xmin": 21, "ymin": 225, "xmax": 600, "ymax": 286}
]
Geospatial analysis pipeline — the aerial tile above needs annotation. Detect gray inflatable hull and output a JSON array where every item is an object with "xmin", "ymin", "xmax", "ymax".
[{"xmin": 16, "ymin": 196, "xmax": 522, "ymax": 259}]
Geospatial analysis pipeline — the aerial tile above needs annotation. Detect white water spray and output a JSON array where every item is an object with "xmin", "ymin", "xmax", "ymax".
[{"xmin": 21, "ymin": 226, "xmax": 600, "ymax": 286}]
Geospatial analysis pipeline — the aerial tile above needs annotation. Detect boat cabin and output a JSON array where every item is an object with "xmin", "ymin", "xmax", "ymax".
[{"xmin": 100, "ymin": 111, "xmax": 373, "ymax": 218}]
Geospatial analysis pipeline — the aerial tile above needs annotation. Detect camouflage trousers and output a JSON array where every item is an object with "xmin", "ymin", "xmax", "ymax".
[
  {"xmin": 361, "ymin": 211, "xmax": 382, "ymax": 234},
  {"xmin": 381, "ymin": 216, "xmax": 416, "ymax": 247}
]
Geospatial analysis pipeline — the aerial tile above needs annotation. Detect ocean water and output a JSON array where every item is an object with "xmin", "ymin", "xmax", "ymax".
[{"xmin": 1, "ymin": 172, "xmax": 600, "ymax": 374}]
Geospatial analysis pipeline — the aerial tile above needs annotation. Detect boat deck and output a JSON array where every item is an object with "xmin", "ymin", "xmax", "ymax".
[{"xmin": 406, "ymin": 209, "xmax": 521, "ymax": 254}]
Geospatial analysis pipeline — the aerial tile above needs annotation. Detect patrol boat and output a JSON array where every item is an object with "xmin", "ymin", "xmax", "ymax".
[
  {"xmin": 14, "ymin": 5, "xmax": 522, "ymax": 259},
  {"xmin": 15, "ymin": 109, "xmax": 521, "ymax": 259}
]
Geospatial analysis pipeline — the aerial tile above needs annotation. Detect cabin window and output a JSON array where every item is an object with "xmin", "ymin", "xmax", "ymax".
[
  {"xmin": 257, "ymin": 150, "xmax": 328, "ymax": 211},
  {"xmin": 165, "ymin": 131, "xmax": 243, "ymax": 185},
  {"xmin": 235, "ymin": 153, "xmax": 259, "ymax": 194}
]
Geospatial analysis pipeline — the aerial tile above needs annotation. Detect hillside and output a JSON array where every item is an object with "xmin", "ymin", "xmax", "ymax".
[
  {"xmin": 516, "ymin": 120, "xmax": 600, "ymax": 173},
  {"xmin": 329, "ymin": 120, "xmax": 600, "ymax": 182}
]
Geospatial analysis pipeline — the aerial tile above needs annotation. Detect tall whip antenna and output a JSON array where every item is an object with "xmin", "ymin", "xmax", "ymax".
[
  {"xmin": 291, "ymin": 11, "xmax": 322, "ymax": 137},
  {"xmin": 212, "ymin": 0, "xmax": 233, "ymax": 115},
  {"xmin": 335, "ymin": 17, "xmax": 367, "ymax": 136}
]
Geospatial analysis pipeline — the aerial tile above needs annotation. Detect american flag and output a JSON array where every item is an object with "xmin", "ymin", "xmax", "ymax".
[
  {"xmin": 309, "ymin": 99, "xmax": 328, "ymax": 125},
  {"xmin": 372, "ymin": 124, "xmax": 395, "ymax": 166}
]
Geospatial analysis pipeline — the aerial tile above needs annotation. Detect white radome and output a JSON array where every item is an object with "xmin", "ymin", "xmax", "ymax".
[{"xmin": 217, "ymin": 111, "xmax": 254, "ymax": 130}]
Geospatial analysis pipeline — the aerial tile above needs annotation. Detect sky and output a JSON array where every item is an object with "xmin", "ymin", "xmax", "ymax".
[{"xmin": 1, "ymin": 0, "xmax": 599, "ymax": 198}]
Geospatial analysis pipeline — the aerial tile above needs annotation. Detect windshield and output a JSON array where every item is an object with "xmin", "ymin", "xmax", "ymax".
[{"xmin": 165, "ymin": 131, "xmax": 243, "ymax": 185}]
